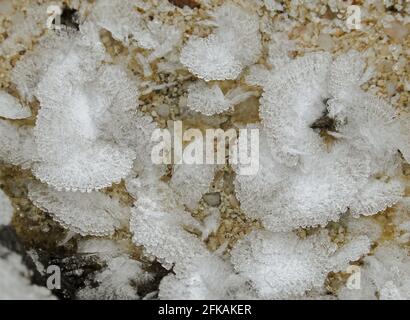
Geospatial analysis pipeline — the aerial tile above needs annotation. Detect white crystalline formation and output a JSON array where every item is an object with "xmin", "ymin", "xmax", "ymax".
[
  {"xmin": 180, "ymin": 3, "xmax": 261, "ymax": 81},
  {"xmin": 235, "ymin": 51, "xmax": 408, "ymax": 232},
  {"xmin": 0, "ymin": 0, "xmax": 409, "ymax": 301}
]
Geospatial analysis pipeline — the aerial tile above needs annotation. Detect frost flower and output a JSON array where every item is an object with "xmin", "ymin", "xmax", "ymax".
[
  {"xmin": 180, "ymin": 3, "xmax": 261, "ymax": 81},
  {"xmin": 28, "ymin": 183, "xmax": 130, "ymax": 237}
]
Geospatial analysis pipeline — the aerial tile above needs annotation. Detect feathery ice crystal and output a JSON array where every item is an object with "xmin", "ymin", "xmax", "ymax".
[
  {"xmin": 180, "ymin": 3, "xmax": 261, "ymax": 81},
  {"xmin": 0, "ymin": 0, "xmax": 409, "ymax": 300},
  {"xmin": 187, "ymin": 81, "xmax": 257, "ymax": 116}
]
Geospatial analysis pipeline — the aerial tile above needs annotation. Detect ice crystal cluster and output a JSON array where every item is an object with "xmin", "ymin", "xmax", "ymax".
[{"xmin": 0, "ymin": 0, "xmax": 409, "ymax": 300}]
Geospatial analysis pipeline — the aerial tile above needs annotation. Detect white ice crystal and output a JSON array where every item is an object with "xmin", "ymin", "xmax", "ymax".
[
  {"xmin": 92, "ymin": 0, "xmax": 181, "ymax": 61},
  {"xmin": 130, "ymin": 196, "xmax": 206, "ymax": 269},
  {"xmin": 180, "ymin": 3, "xmax": 261, "ymax": 81},
  {"xmin": 186, "ymin": 81, "xmax": 257, "ymax": 115},
  {"xmin": 262, "ymin": 0, "xmax": 284, "ymax": 12},
  {"xmin": 128, "ymin": 160, "xmax": 218, "ymax": 269},
  {"xmin": 349, "ymin": 178, "xmax": 405, "ymax": 217},
  {"xmin": 180, "ymin": 35, "xmax": 243, "ymax": 81},
  {"xmin": 235, "ymin": 128, "xmax": 370, "ymax": 231},
  {"xmin": 267, "ymin": 33, "xmax": 295, "ymax": 71},
  {"xmin": 200, "ymin": 207, "xmax": 221, "ymax": 240},
  {"xmin": 328, "ymin": 50, "xmax": 373, "ymax": 100},
  {"xmin": 0, "ymin": 120, "xmax": 36, "ymax": 169},
  {"xmin": 1, "ymin": 0, "xmax": 409, "ymax": 302},
  {"xmin": 28, "ymin": 183, "xmax": 130, "ymax": 237},
  {"xmin": 338, "ymin": 242, "xmax": 410, "ymax": 300},
  {"xmin": 260, "ymin": 52, "xmax": 333, "ymax": 165},
  {"xmin": 170, "ymin": 163, "xmax": 216, "ymax": 210},
  {"xmin": 31, "ymin": 27, "xmax": 146, "ymax": 192},
  {"xmin": 0, "ymin": 245, "xmax": 55, "ymax": 300},
  {"xmin": 231, "ymin": 230, "xmax": 371, "ymax": 299},
  {"xmin": 0, "ymin": 189, "xmax": 13, "ymax": 226},
  {"xmin": 159, "ymin": 253, "xmax": 250, "ymax": 300},
  {"xmin": 77, "ymin": 255, "xmax": 153, "ymax": 300},
  {"xmin": 342, "ymin": 215, "xmax": 383, "ymax": 243},
  {"xmin": 143, "ymin": 20, "xmax": 183, "ymax": 62},
  {"xmin": 92, "ymin": 0, "xmax": 149, "ymax": 46},
  {"xmin": 0, "ymin": 91, "xmax": 31, "ymax": 119},
  {"xmin": 236, "ymin": 51, "xmax": 408, "ymax": 231}
]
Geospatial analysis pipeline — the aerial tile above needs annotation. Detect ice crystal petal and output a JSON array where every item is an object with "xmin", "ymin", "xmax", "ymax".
[
  {"xmin": 328, "ymin": 50, "xmax": 367, "ymax": 99},
  {"xmin": 0, "ymin": 91, "xmax": 31, "ymax": 119},
  {"xmin": 180, "ymin": 3, "xmax": 261, "ymax": 81},
  {"xmin": 28, "ymin": 183, "xmax": 130, "ymax": 237},
  {"xmin": 260, "ymin": 52, "xmax": 332, "ymax": 165},
  {"xmin": 231, "ymin": 230, "xmax": 370, "ymax": 299},
  {"xmin": 180, "ymin": 35, "xmax": 243, "ymax": 81},
  {"xmin": 130, "ymin": 195, "xmax": 206, "ymax": 269},
  {"xmin": 92, "ymin": 0, "xmax": 148, "ymax": 46},
  {"xmin": 349, "ymin": 178, "xmax": 405, "ymax": 217},
  {"xmin": 170, "ymin": 163, "xmax": 216, "ymax": 210},
  {"xmin": 159, "ymin": 254, "xmax": 249, "ymax": 299},
  {"xmin": 235, "ymin": 128, "xmax": 370, "ymax": 231},
  {"xmin": 33, "ymin": 45, "xmax": 140, "ymax": 192},
  {"xmin": 187, "ymin": 81, "xmax": 256, "ymax": 115}
]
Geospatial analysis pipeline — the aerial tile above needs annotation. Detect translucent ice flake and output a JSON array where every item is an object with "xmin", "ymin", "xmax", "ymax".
[
  {"xmin": 144, "ymin": 20, "xmax": 183, "ymax": 62},
  {"xmin": 0, "ymin": 120, "xmax": 36, "ymax": 169},
  {"xmin": 180, "ymin": 4, "xmax": 261, "ymax": 81},
  {"xmin": 92, "ymin": 0, "xmax": 182, "ymax": 59},
  {"xmin": 170, "ymin": 163, "xmax": 216, "ymax": 210},
  {"xmin": 328, "ymin": 50, "xmax": 372, "ymax": 100},
  {"xmin": 28, "ymin": 183, "xmax": 130, "ymax": 237},
  {"xmin": 91, "ymin": 0, "xmax": 147, "ymax": 46},
  {"xmin": 130, "ymin": 196, "xmax": 206, "ymax": 269},
  {"xmin": 0, "ymin": 189, "xmax": 13, "ymax": 226},
  {"xmin": 231, "ymin": 230, "xmax": 370, "ymax": 299},
  {"xmin": 0, "ymin": 91, "xmax": 31, "ymax": 119},
  {"xmin": 267, "ymin": 33, "xmax": 295, "ymax": 71},
  {"xmin": 187, "ymin": 81, "xmax": 257, "ymax": 116},
  {"xmin": 349, "ymin": 178, "xmax": 405, "ymax": 217},
  {"xmin": 338, "ymin": 242, "xmax": 410, "ymax": 300},
  {"xmin": 262, "ymin": 0, "xmax": 284, "ymax": 12}
]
